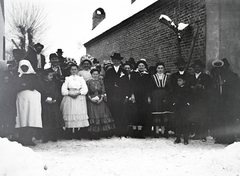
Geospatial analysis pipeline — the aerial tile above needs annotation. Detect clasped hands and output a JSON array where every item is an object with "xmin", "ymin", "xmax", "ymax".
[{"xmin": 68, "ymin": 89, "xmax": 81, "ymax": 98}]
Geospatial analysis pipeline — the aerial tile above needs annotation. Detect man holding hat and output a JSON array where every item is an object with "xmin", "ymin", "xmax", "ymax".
[
  {"xmin": 25, "ymin": 42, "xmax": 46, "ymax": 73},
  {"xmin": 189, "ymin": 59, "xmax": 212, "ymax": 142},
  {"xmin": 104, "ymin": 52, "xmax": 129, "ymax": 137}
]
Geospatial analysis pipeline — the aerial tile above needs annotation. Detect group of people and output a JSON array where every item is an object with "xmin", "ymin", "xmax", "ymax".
[{"xmin": 0, "ymin": 43, "xmax": 240, "ymax": 146}]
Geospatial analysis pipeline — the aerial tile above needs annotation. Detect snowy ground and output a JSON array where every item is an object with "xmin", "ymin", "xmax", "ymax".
[{"xmin": 1, "ymin": 137, "xmax": 240, "ymax": 176}]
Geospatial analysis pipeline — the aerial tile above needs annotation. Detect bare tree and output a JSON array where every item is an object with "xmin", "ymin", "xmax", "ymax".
[{"xmin": 6, "ymin": 1, "xmax": 48, "ymax": 52}]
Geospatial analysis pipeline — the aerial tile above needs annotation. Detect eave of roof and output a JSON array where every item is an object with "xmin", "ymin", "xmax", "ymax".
[{"xmin": 84, "ymin": 0, "xmax": 159, "ymax": 47}]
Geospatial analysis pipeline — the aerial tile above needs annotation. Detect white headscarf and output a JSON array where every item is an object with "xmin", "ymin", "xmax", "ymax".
[{"xmin": 18, "ymin": 60, "xmax": 36, "ymax": 77}]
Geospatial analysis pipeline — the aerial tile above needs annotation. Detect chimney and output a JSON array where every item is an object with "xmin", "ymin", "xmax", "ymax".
[{"xmin": 92, "ymin": 8, "xmax": 106, "ymax": 30}]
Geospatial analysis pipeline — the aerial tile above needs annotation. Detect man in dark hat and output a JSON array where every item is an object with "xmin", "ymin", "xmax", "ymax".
[
  {"xmin": 25, "ymin": 42, "xmax": 45, "ymax": 73},
  {"xmin": 104, "ymin": 52, "xmax": 129, "ymax": 137},
  {"xmin": 55, "ymin": 49, "xmax": 68, "ymax": 77},
  {"xmin": 170, "ymin": 58, "xmax": 191, "ymax": 91},
  {"xmin": 189, "ymin": 59, "xmax": 212, "ymax": 142}
]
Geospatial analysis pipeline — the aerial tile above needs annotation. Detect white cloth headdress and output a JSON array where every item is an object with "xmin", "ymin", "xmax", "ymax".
[{"xmin": 18, "ymin": 60, "xmax": 36, "ymax": 77}]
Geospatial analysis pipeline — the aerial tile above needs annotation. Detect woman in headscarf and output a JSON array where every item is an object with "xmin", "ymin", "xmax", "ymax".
[{"xmin": 15, "ymin": 60, "xmax": 42, "ymax": 146}]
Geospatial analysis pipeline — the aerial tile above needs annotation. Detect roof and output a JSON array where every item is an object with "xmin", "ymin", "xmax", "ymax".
[{"xmin": 84, "ymin": 0, "xmax": 158, "ymax": 45}]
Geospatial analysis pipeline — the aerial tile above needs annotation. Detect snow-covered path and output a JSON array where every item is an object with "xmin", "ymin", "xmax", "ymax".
[{"xmin": 30, "ymin": 137, "xmax": 240, "ymax": 176}]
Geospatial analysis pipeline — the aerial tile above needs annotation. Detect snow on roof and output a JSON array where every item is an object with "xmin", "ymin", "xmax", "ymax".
[{"xmin": 84, "ymin": 0, "xmax": 158, "ymax": 44}]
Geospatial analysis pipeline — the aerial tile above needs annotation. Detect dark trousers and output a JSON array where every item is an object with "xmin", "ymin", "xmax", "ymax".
[{"xmin": 175, "ymin": 106, "xmax": 189, "ymax": 140}]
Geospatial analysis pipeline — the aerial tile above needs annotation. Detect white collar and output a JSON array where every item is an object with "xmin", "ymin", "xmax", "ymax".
[
  {"xmin": 195, "ymin": 72, "xmax": 202, "ymax": 78},
  {"xmin": 179, "ymin": 71, "xmax": 185, "ymax": 75}
]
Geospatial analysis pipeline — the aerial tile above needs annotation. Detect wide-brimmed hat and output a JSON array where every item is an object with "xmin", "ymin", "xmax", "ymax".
[
  {"xmin": 110, "ymin": 52, "xmax": 123, "ymax": 60},
  {"xmin": 56, "ymin": 49, "xmax": 63, "ymax": 54},
  {"xmin": 192, "ymin": 59, "xmax": 205, "ymax": 68},
  {"xmin": 34, "ymin": 43, "xmax": 44, "ymax": 49},
  {"xmin": 175, "ymin": 58, "xmax": 186, "ymax": 66},
  {"xmin": 212, "ymin": 60, "xmax": 224, "ymax": 67}
]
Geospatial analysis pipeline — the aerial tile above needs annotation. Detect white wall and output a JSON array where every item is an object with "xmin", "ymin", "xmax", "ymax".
[{"xmin": 0, "ymin": 0, "xmax": 4, "ymax": 60}]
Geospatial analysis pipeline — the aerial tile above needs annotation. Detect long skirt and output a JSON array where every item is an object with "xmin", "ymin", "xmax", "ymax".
[
  {"xmin": 151, "ymin": 89, "xmax": 171, "ymax": 125},
  {"xmin": 87, "ymin": 100, "xmax": 115, "ymax": 132},
  {"xmin": 60, "ymin": 95, "xmax": 89, "ymax": 128},
  {"xmin": 15, "ymin": 90, "xmax": 42, "ymax": 128}
]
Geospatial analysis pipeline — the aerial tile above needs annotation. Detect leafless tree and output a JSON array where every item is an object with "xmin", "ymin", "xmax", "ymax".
[{"xmin": 6, "ymin": 1, "xmax": 48, "ymax": 52}]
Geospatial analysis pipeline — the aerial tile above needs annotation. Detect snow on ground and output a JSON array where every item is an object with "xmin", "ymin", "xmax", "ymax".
[{"xmin": 1, "ymin": 137, "xmax": 240, "ymax": 176}]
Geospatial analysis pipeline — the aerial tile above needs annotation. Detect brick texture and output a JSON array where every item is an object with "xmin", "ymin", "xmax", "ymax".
[{"xmin": 85, "ymin": 0, "xmax": 206, "ymax": 73}]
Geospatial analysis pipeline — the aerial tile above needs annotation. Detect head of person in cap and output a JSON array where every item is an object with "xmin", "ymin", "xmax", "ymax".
[
  {"xmin": 175, "ymin": 58, "xmax": 187, "ymax": 72},
  {"xmin": 80, "ymin": 54, "xmax": 93, "ymax": 71},
  {"xmin": 123, "ymin": 61, "xmax": 133, "ymax": 75},
  {"xmin": 136, "ymin": 58, "xmax": 148, "ymax": 73},
  {"xmin": 110, "ymin": 52, "xmax": 123, "ymax": 67},
  {"xmin": 49, "ymin": 53, "xmax": 59, "ymax": 67},
  {"xmin": 34, "ymin": 43, "xmax": 44, "ymax": 54},
  {"xmin": 193, "ymin": 59, "xmax": 205, "ymax": 74}
]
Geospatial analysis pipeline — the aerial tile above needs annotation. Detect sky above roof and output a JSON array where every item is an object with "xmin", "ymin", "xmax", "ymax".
[{"xmin": 5, "ymin": 0, "xmax": 157, "ymax": 63}]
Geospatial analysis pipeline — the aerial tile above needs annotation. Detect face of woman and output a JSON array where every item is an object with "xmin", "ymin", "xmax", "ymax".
[
  {"xmin": 156, "ymin": 65, "xmax": 165, "ymax": 74},
  {"xmin": 70, "ymin": 66, "xmax": 78, "ymax": 75},
  {"xmin": 138, "ymin": 63, "xmax": 145, "ymax": 72},
  {"xmin": 124, "ymin": 65, "xmax": 131, "ymax": 74},
  {"xmin": 82, "ymin": 61, "xmax": 91, "ymax": 70},
  {"xmin": 21, "ymin": 65, "xmax": 29, "ymax": 73},
  {"xmin": 91, "ymin": 71, "xmax": 99, "ymax": 80}
]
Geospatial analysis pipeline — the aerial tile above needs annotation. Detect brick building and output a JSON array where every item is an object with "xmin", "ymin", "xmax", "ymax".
[{"xmin": 84, "ymin": 0, "xmax": 240, "ymax": 75}]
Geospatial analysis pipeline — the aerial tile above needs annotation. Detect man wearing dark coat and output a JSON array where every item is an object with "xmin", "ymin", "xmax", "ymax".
[
  {"xmin": 104, "ymin": 53, "xmax": 129, "ymax": 137},
  {"xmin": 170, "ymin": 59, "xmax": 191, "ymax": 90},
  {"xmin": 211, "ymin": 58, "xmax": 240, "ymax": 144},
  {"xmin": 25, "ymin": 43, "xmax": 46, "ymax": 73},
  {"xmin": 189, "ymin": 60, "xmax": 212, "ymax": 141}
]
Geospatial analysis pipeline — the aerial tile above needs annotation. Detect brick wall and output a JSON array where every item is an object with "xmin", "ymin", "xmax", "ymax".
[{"xmin": 85, "ymin": 0, "xmax": 206, "ymax": 73}]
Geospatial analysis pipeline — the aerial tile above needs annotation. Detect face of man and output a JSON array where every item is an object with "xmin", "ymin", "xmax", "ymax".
[
  {"xmin": 194, "ymin": 65, "xmax": 202, "ymax": 74},
  {"xmin": 112, "ymin": 59, "xmax": 121, "ymax": 66},
  {"xmin": 35, "ymin": 46, "xmax": 43, "ymax": 54},
  {"xmin": 178, "ymin": 63, "xmax": 185, "ymax": 71},
  {"xmin": 124, "ymin": 65, "xmax": 131, "ymax": 74}
]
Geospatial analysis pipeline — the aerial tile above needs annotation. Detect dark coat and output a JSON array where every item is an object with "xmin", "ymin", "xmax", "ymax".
[
  {"xmin": 104, "ymin": 66, "xmax": 128, "ymax": 102},
  {"xmin": 38, "ymin": 78, "xmax": 64, "ymax": 128},
  {"xmin": 170, "ymin": 71, "xmax": 191, "ymax": 91},
  {"xmin": 130, "ymin": 71, "xmax": 152, "ymax": 125},
  {"xmin": 25, "ymin": 48, "xmax": 46, "ymax": 72}
]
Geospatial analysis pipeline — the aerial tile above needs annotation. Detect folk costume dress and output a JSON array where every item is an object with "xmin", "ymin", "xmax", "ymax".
[
  {"xmin": 151, "ymin": 73, "xmax": 171, "ymax": 125},
  {"xmin": 86, "ymin": 79, "xmax": 115, "ymax": 132},
  {"xmin": 60, "ymin": 75, "xmax": 89, "ymax": 128},
  {"xmin": 15, "ymin": 60, "xmax": 42, "ymax": 129}
]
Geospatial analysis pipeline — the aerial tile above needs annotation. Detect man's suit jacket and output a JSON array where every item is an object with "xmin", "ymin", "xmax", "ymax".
[{"xmin": 25, "ymin": 48, "xmax": 45, "ymax": 71}]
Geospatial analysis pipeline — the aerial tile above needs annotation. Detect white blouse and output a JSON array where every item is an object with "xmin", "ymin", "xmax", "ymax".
[{"xmin": 61, "ymin": 75, "xmax": 88, "ymax": 96}]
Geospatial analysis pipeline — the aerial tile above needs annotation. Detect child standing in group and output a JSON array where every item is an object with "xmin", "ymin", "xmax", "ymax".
[
  {"xmin": 39, "ymin": 68, "xmax": 64, "ymax": 143},
  {"xmin": 171, "ymin": 75, "xmax": 192, "ymax": 145}
]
